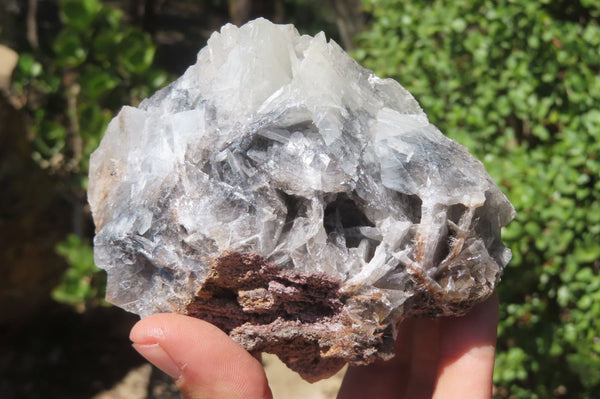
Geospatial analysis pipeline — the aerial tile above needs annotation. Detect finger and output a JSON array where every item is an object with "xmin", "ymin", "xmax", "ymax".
[
  {"xmin": 432, "ymin": 292, "xmax": 499, "ymax": 399},
  {"xmin": 402, "ymin": 318, "xmax": 440, "ymax": 399},
  {"xmin": 336, "ymin": 318, "xmax": 416, "ymax": 399},
  {"xmin": 130, "ymin": 313, "xmax": 272, "ymax": 399}
]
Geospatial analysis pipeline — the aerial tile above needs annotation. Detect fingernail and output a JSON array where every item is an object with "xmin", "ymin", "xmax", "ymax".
[{"xmin": 132, "ymin": 343, "xmax": 181, "ymax": 379}]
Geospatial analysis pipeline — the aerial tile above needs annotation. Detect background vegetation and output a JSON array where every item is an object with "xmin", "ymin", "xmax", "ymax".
[
  {"xmin": 1, "ymin": 0, "xmax": 599, "ymax": 397},
  {"xmin": 356, "ymin": 1, "xmax": 600, "ymax": 397}
]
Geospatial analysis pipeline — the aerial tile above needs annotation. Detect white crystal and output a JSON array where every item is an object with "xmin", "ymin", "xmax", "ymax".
[{"xmin": 88, "ymin": 18, "xmax": 515, "ymax": 325}]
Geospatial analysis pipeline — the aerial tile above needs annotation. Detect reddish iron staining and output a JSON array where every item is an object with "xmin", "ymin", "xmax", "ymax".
[{"xmin": 185, "ymin": 252, "xmax": 395, "ymax": 382}]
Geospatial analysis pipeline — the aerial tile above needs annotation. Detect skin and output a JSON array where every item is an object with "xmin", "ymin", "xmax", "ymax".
[{"xmin": 130, "ymin": 292, "xmax": 498, "ymax": 399}]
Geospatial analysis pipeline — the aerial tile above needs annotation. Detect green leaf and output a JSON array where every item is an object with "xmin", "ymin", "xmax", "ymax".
[
  {"xmin": 17, "ymin": 54, "xmax": 43, "ymax": 77},
  {"xmin": 33, "ymin": 121, "xmax": 67, "ymax": 157},
  {"xmin": 80, "ymin": 66, "xmax": 121, "ymax": 99},
  {"xmin": 117, "ymin": 29, "xmax": 156, "ymax": 74},
  {"xmin": 92, "ymin": 28, "xmax": 124, "ymax": 59},
  {"xmin": 60, "ymin": 0, "xmax": 101, "ymax": 31},
  {"xmin": 52, "ymin": 234, "xmax": 104, "ymax": 309},
  {"xmin": 53, "ymin": 28, "xmax": 87, "ymax": 67},
  {"xmin": 574, "ymin": 244, "xmax": 600, "ymax": 264}
]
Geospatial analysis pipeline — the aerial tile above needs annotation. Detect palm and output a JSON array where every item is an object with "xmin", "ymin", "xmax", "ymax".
[{"xmin": 337, "ymin": 293, "xmax": 499, "ymax": 399}]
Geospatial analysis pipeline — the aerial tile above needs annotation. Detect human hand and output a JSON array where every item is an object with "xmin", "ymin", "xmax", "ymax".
[
  {"xmin": 336, "ymin": 292, "xmax": 498, "ymax": 399},
  {"xmin": 130, "ymin": 293, "xmax": 498, "ymax": 399}
]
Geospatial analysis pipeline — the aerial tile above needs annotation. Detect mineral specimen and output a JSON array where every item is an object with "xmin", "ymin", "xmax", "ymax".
[{"xmin": 88, "ymin": 18, "xmax": 515, "ymax": 381}]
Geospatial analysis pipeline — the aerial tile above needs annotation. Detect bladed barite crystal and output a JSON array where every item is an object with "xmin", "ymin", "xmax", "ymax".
[{"xmin": 88, "ymin": 18, "xmax": 515, "ymax": 381}]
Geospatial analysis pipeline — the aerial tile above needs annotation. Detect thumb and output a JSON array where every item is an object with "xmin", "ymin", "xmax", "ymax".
[{"xmin": 130, "ymin": 313, "xmax": 272, "ymax": 399}]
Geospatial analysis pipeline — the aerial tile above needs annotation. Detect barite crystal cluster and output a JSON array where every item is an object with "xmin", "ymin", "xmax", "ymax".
[{"xmin": 88, "ymin": 18, "xmax": 515, "ymax": 381}]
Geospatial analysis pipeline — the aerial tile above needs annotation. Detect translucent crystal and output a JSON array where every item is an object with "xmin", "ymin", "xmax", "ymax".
[{"xmin": 88, "ymin": 18, "xmax": 515, "ymax": 381}]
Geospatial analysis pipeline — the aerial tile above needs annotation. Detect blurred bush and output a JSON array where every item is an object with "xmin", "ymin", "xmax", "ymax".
[
  {"xmin": 355, "ymin": 0, "xmax": 600, "ymax": 397},
  {"xmin": 10, "ymin": 0, "xmax": 168, "ymax": 310},
  {"xmin": 13, "ymin": 0, "xmax": 167, "ymax": 173},
  {"xmin": 52, "ymin": 234, "xmax": 105, "ymax": 311}
]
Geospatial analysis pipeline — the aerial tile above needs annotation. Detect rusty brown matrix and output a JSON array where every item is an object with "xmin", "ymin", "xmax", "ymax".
[{"xmin": 186, "ymin": 252, "xmax": 396, "ymax": 381}]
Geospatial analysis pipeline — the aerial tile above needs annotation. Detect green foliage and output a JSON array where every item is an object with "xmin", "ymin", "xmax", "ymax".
[
  {"xmin": 11, "ymin": 0, "xmax": 168, "ymax": 310},
  {"xmin": 52, "ymin": 234, "xmax": 106, "ymax": 310},
  {"xmin": 356, "ymin": 0, "xmax": 600, "ymax": 396},
  {"xmin": 12, "ymin": 0, "xmax": 168, "ymax": 173}
]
